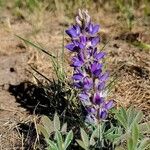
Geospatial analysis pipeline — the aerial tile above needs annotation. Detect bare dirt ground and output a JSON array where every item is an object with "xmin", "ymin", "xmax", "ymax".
[{"xmin": 0, "ymin": 8, "xmax": 150, "ymax": 149}]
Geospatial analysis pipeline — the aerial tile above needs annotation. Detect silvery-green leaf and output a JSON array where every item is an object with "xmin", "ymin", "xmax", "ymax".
[
  {"xmin": 105, "ymin": 133, "xmax": 121, "ymax": 141},
  {"xmin": 55, "ymin": 131, "xmax": 63, "ymax": 150},
  {"xmin": 131, "ymin": 122, "xmax": 139, "ymax": 147},
  {"xmin": 64, "ymin": 130, "xmax": 73, "ymax": 150},
  {"xmin": 127, "ymin": 107, "xmax": 135, "ymax": 127},
  {"xmin": 113, "ymin": 133, "xmax": 128, "ymax": 145},
  {"xmin": 120, "ymin": 107, "xmax": 128, "ymax": 128},
  {"xmin": 115, "ymin": 108, "xmax": 128, "ymax": 129},
  {"xmin": 46, "ymin": 139, "xmax": 58, "ymax": 150},
  {"xmin": 137, "ymin": 138, "xmax": 150, "ymax": 150},
  {"xmin": 37, "ymin": 124, "xmax": 50, "ymax": 139},
  {"xmin": 61, "ymin": 123, "xmax": 67, "ymax": 133},
  {"xmin": 90, "ymin": 128, "xmax": 99, "ymax": 146},
  {"xmin": 115, "ymin": 146, "xmax": 126, "ymax": 150},
  {"xmin": 104, "ymin": 127, "xmax": 115, "ymax": 136},
  {"xmin": 127, "ymin": 137, "xmax": 133, "ymax": 150},
  {"xmin": 54, "ymin": 113, "xmax": 60, "ymax": 131},
  {"xmin": 80, "ymin": 128, "xmax": 89, "ymax": 148},
  {"xmin": 139, "ymin": 121, "xmax": 150, "ymax": 134},
  {"xmin": 76, "ymin": 139, "xmax": 87, "ymax": 150},
  {"xmin": 41, "ymin": 115, "xmax": 54, "ymax": 134},
  {"xmin": 132, "ymin": 111, "xmax": 143, "ymax": 125}
]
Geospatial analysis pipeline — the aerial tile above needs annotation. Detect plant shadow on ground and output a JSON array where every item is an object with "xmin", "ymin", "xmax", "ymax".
[{"xmin": 8, "ymin": 81, "xmax": 85, "ymax": 150}]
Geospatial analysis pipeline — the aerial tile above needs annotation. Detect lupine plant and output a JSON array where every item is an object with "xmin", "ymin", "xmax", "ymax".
[
  {"xmin": 65, "ymin": 9, "xmax": 114, "ymax": 125},
  {"xmin": 18, "ymin": 9, "xmax": 150, "ymax": 150}
]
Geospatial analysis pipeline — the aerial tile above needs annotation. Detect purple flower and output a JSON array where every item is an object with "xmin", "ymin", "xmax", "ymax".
[
  {"xmin": 74, "ymin": 82, "xmax": 82, "ymax": 88},
  {"xmin": 91, "ymin": 62, "xmax": 102, "ymax": 76},
  {"xmin": 99, "ymin": 72, "xmax": 109, "ymax": 82},
  {"xmin": 72, "ymin": 73, "xmax": 84, "ymax": 80},
  {"xmin": 99, "ymin": 109, "xmax": 107, "ymax": 119},
  {"xmin": 97, "ymin": 81, "xmax": 106, "ymax": 90},
  {"xmin": 66, "ymin": 25, "xmax": 80, "ymax": 38},
  {"xmin": 65, "ymin": 43, "xmax": 78, "ymax": 51},
  {"xmin": 87, "ymin": 107, "xmax": 96, "ymax": 114},
  {"xmin": 93, "ymin": 48, "xmax": 106, "ymax": 60},
  {"xmin": 91, "ymin": 37, "xmax": 100, "ymax": 47},
  {"xmin": 79, "ymin": 92, "xmax": 89, "ymax": 101},
  {"xmin": 71, "ymin": 55, "xmax": 84, "ymax": 67},
  {"xmin": 92, "ymin": 92, "xmax": 104, "ymax": 105},
  {"xmin": 105, "ymin": 100, "xmax": 114, "ymax": 110},
  {"xmin": 65, "ymin": 9, "xmax": 114, "ymax": 124},
  {"xmin": 83, "ymin": 77, "xmax": 93, "ymax": 90},
  {"xmin": 79, "ymin": 36, "xmax": 87, "ymax": 49},
  {"xmin": 87, "ymin": 23, "xmax": 100, "ymax": 35},
  {"xmin": 86, "ymin": 114, "xmax": 96, "ymax": 124}
]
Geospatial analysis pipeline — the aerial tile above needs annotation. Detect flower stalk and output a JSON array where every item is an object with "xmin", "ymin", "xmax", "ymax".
[{"xmin": 65, "ymin": 9, "xmax": 114, "ymax": 124}]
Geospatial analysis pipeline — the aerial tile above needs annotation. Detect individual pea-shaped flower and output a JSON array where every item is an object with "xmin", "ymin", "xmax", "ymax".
[
  {"xmin": 86, "ymin": 23, "xmax": 100, "ymax": 35},
  {"xmin": 99, "ymin": 100, "xmax": 114, "ymax": 119},
  {"xmin": 66, "ymin": 25, "xmax": 81, "ymax": 38}
]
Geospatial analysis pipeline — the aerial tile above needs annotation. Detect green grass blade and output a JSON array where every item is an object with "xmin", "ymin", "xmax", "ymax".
[
  {"xmin": 16, "ymin": 35, "xmax": 55, "ymax": 58},
  {"xmin": 30, "ymin": 65, "xmax": 52, "ymax": 83}
]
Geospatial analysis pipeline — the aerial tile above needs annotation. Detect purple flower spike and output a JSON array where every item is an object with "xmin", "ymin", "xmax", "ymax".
[{"xmin": 65, "ymin": 9, "xmax": 114, "ymax": 124}]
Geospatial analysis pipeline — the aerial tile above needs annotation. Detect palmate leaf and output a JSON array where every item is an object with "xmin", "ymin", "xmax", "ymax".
[
  {"xmin": 64, "ymin": 130, "xmax": 73, "ymax": 150},
  {"xmin": 127, "ymin": 106, "xmax": 135, "ymax": 127},
  {"xmin": 105, "ymin": 133, "xmax": 121, "ymax": 141}
]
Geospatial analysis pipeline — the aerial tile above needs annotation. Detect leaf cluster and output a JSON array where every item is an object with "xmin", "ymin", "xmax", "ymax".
[{"xmin": 37, "ymin": 113, "xmax": 73, "ymax": 150}]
